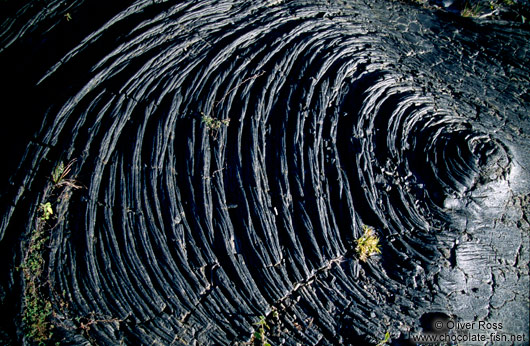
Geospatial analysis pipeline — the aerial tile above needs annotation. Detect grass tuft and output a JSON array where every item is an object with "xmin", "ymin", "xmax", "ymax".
[{"xmin": 461, "ymin": 1, "xmax": 483, "ymax": 17}]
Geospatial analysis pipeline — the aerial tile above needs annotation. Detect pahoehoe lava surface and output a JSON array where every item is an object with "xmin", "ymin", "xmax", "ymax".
[{"xmin": 1, "ymin": 0, "xmax": 529, "ymax": 345}]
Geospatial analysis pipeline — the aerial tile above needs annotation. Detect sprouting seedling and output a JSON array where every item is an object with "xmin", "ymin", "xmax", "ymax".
[
  {"xmin": 355, "ymin": 224, "xmax": 381, "ymax": 262},
  {"xmin": 376, "ymin": 331, "xmax": 391, "ymax": 346},
  {"xmin": 254, "ymin": 315, "xmax": 271, "ymax": 346}
]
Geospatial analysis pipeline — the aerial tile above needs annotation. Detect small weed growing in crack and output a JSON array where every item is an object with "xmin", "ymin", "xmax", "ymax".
[
  {"xmin": 51, "ymin": 159, "xmax": 82, "ymax": 189},
  {"xmin": 201, "ymin": 112, "xmax": 230, "ymax": 139},
  {"xmin": 21, "ymin": 158, "xmax": 82, "ymax": 345},
  {"xmin": 376, "ymin": 331, "xmax": 391, "ymax": 346},
  {"xmin": 38, "ymin": 202, "xmax": 53, "ymax": 221},
  {"xmin": 356, "ymin": 224, "xmax": 381, "ymax": 262},
  {"xmin": 21, "ymin": 215, "xmax": 53, "ymax": 343},
  {"xmin": 201, "ymin": 112, "xmax": 230, "ymax": 131},
  {"xmin": 253, "ymin": 315, "xmax": 272, "ymax": 346},
  {"xmin": 461, "ymin": 1, "xmax": 483, "ymax": 17}
]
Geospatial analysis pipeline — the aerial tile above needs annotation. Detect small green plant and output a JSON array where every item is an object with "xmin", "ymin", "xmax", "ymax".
[
  {"xmin": 22, "ymin": 224, "xmax": 53, "ymax": 344},
  {"xmin": 356, "ymin": 225, "xmax": 381, "ymax": 262},
  {"xmin": 21, "ymin": 202, "xmax": 55, "ymax": 343},
  {"xmin": 51, "ymin": 161, "xmax": 65, "ymax": 184},
  {"xmin": 64, "ymin": 13, "xmax": 72, "ymax": 21},
  {"xmin": 253, "ymin": 315, "xmax": 271, "ymax": 346},
  {"xmin": 201, "ymin": 112, "xmax": 230, "ymax": 132},
  {"xmin": 38, "ymin": 202, "xmax": 53, "ymax": 221},
  {"xmin": 376, "ymin": 331, "xmax": 391, "ymax": 346},
  {"xmin": 201, "ymin": 113, "xmax": 230, "ymax": 129},
  {"xmin": 21, "ymin": 159, "xmax": 81, "ymax": 344},
  {"xmin": 51, "ymin": 159, "xmax": 80, "ymax": 188},
  {"xmin": 461, "ymin": 1, "xmax": 483, "ymax": 17},
  {"xmin": 23, "ymin": 282, "xmax": 53, "ymax": 345}
]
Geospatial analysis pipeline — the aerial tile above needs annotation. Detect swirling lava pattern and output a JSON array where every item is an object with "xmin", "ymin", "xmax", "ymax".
[{"xmin": 1, "ymin": 0, "xmax": 529, "ymax": 345}]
